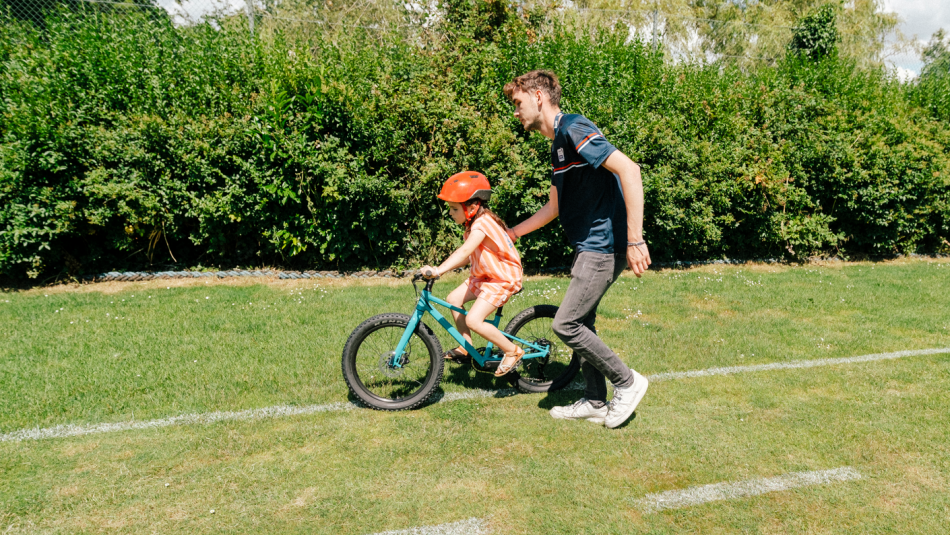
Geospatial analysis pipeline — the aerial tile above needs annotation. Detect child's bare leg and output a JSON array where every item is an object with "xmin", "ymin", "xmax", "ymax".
[
  {"xmin": 465, "ymin": 297, "xmax": 517, "ymax": 355},
  {"xmin": 445, "ymin": 283, "xmax": 477, "ymax": 352}
]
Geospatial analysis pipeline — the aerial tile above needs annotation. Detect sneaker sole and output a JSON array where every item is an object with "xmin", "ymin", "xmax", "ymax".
[
  {"xmin": 605, "ymin": 374, "xmax": 649, "ymax": 429},
  {"xmin": 550, "ymin": 409, "xmax": 607, "ymax": 425}
]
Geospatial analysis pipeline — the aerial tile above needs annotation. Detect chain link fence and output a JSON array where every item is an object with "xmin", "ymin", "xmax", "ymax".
[
  {"xmin": 0, "ymin": 0, "xmax": 911, "ymax": 71},
  {"xmin": 2, "ymin": 0, "xmax": 253, "ymax": 25},
  {"xmin": 0, "ymin": 0, "xmax": 437, "ymax": 33},
  {"xmin": 0, "ymin": 0, "xmax": 789, "ymax": 61}
]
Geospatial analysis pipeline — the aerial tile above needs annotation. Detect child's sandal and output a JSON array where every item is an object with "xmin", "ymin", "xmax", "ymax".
[
  {"xmin": 494, "ymin": 347, "xmax": 524, "ymax": 377},
  {"xmin": 442, "ymin": 346, "xmax": 470, "ymax": 362}
]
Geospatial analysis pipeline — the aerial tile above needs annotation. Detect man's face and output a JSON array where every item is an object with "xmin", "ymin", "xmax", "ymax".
[{"xmin": 511, "ymin": 89, "xmax": 543, "ymax": 132}]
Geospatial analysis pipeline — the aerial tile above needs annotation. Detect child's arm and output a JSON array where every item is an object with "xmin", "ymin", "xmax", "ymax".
[{"xmin": 422, "ymin": 229, "xmax": 487, "ymax": 277}]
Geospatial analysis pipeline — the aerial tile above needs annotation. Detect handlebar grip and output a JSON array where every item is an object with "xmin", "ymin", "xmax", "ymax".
[{"xmin": 422, "ymin": 268, "xmax": 436, "ymax": 279}]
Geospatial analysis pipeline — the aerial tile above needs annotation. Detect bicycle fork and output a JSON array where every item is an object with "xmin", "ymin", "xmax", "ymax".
[{"xmin": 389, "ymin": 308, "xmax": 425, "ymax": 369}]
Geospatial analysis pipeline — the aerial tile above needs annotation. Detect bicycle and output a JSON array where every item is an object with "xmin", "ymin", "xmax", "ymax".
[{"xmin": 342, "ymin": 272, "xmax": 580, "ymax": 410}]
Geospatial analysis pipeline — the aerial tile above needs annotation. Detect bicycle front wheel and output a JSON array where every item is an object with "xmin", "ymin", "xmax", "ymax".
[
  {"xmin": 504, "ymin": 305, "xmax": 580, "ymax": 393},
  {"xmin": 342, "ymin": 313, "xmax": 444, "ymax": 410}
]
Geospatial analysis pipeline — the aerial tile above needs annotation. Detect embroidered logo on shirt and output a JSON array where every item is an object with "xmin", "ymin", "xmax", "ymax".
[{"xmin": 557, "ymin": 148, "xmax": 564, "ymax": 162}]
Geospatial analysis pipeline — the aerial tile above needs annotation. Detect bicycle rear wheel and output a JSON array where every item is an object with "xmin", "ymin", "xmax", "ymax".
[
  {"xmin": 504, "ymin": 305, "xmax": 579, "ymax": 393},
  {"xmin": 342, "ymin": 313, "xmax": 444, "ymax": 410}
]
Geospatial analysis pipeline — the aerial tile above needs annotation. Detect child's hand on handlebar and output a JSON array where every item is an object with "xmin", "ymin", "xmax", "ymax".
[{"xmin": 420, "ymin": 265, "xmax": 441, "ymax": 279}]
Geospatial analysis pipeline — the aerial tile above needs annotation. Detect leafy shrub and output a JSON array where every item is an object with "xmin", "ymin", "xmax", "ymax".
[{"xmin": 0, "ymin": 4, "xmax": 948, "ymax": 280}]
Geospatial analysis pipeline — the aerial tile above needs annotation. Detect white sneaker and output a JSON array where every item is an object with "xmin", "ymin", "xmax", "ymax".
[
  {"xmin": 549, "ymin": 398, "xmax": 609, "ymax": 424},
  {"xmin": 605, "ymin": 370, "xmax": 648, "ymax": 429}
]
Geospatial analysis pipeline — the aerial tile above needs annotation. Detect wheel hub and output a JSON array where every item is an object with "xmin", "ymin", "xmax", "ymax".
[
  {"xmin": 378, "ymin": 350, "xmax": 408, "ymax": 378},
  {"xmin": 534, "ymin": 338, "xmax": 553, "ymax": 363}
]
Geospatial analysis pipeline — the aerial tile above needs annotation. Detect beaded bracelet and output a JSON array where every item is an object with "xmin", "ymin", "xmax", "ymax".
[{"xmin": 627, "ymin": 241, "xmax": 646, "ymax": 247}]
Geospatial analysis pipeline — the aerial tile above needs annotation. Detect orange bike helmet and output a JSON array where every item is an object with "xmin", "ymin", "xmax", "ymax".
[{"xmin": 438, "ymin": 171, "xmax": 492, "ymax": 204}]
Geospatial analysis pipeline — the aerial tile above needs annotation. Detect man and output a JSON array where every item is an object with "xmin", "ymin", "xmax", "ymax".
[{"xmin": 504, "ymin": 70, "xmax": 651, "ymax": 429}]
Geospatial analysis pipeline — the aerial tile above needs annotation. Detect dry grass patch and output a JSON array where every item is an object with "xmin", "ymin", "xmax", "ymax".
[
  {"xmin": 12, "ymin": 273, "xmax": 415, "ymax": 296},
  {"xmin": 280, "ymin": 486, "xmax": 321, "ymax": 511},
  {"xmin": 61, "ymin": 441, "xmax": 100, "ymax": 457}
]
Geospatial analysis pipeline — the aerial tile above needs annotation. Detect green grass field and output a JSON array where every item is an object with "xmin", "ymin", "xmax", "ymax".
[{"xmin": 2, "ymin": 259, "xmax": 949, "ymax": 533}]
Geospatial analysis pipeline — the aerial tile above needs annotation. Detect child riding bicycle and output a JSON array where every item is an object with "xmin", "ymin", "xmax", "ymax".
[{"xmin": 420, "ymin": 171, "xmax": 524, "ymax": 377}]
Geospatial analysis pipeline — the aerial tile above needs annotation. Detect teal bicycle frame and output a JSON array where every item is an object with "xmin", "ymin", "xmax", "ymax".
[{"xmin": 390, "ymin": 282, "xmax": 551, "ymax": 368}]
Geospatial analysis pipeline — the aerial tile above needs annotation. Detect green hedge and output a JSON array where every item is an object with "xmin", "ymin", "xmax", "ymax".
[{"xmin": 1, "ymin": 5, "xmax": 948, "ymax": 279}]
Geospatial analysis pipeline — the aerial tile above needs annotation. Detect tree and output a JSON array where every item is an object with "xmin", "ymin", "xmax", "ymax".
[
  {"xmin": 688, "ymin": 0, "xmax": 903, "ymax": 67},
  {"xmin": 525, "ymin": 0, "xmax": 904, "ymax": 68},
  {"xmin": 915, "ymin": 28, "xmax": 950, "ymax": 120},
  {"xmin": 788, "ymin": 3, "xmax": 839, "ymax": 60}
]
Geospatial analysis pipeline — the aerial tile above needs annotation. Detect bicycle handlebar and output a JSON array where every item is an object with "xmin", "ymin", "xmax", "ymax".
[
  {"xmin": 411, "ymin": 271, "xmax": 438, "ymax": 293},
  {"xmin": 412, "ymin": 269, "xmax": 440, "ymax": 281}
]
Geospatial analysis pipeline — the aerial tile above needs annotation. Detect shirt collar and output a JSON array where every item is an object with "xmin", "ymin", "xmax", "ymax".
[{"xmin": 553, "ymin": 112, "xmax": 564, "ymax": 132}]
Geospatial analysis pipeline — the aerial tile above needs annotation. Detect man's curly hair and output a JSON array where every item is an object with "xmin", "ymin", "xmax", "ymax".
[{"xmin": 503, "ymin": 70, "xmax": 561, "ymax": 107}]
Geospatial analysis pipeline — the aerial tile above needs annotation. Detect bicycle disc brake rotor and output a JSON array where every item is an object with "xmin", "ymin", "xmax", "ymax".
[
  {"xmin": 378, "ymin": 350, "xmax": 409, "ymax": 378},
  {"xmin": 534, "ymin": 339, "xmax": 553, "ymax": 363},
  {"xmin": 523, "ymin": 338, "xmax": 553, "ymax": 378}
]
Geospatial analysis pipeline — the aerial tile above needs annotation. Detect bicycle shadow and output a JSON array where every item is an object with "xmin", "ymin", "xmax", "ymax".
[
  {"xmin": 412, "ymin": 361, "xmax": 521, "ymax": 408},
  {"xmin": 342, "ymin": 361, "xmax": 520, "ymax": 409},
  {"xmin": 440, "ymin": 359, "xmax": 515, "ymax": 389},
  {"xmin": 428, "ymin": 363, "xmax": 593, "ymax": 413}
]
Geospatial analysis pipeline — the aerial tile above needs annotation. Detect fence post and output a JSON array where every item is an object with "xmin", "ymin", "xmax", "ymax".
[
  {"xmin": 245, "ymin": 0, "xmax": 255, "ymax": 38},
  {"xmin": 651, "ymin": 7, "xmax": 658, "ymax": 51}
]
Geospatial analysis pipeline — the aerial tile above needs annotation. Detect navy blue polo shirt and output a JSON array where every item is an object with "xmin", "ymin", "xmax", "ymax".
[{"xmin": 550, "ymin": 112, "xmax": 628, "ymax": 254}]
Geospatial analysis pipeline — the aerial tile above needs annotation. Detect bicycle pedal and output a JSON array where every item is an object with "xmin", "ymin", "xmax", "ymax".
[{"xmin": 472, "ymin": 359, "xmax": 501, "ymax": 372}]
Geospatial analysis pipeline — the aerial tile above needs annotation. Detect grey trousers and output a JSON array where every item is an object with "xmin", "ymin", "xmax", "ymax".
[{"xmin": 552, "ymin": 251, "xmax": 635, "ymax": 407}]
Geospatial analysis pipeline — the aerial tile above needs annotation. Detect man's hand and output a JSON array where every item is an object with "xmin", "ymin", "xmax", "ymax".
[
  {"xmin": 627, "ymin": 243, "xmax": 651, "ymax": 277},
  {"xmin": 507, "ymin": 227, "xmax": 518, "ymax": 243}
]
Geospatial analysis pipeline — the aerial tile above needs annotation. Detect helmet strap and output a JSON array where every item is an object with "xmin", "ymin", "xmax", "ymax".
[{"xmin": 464, "ymin": 201, "xmax": 480, "ymax": 223}]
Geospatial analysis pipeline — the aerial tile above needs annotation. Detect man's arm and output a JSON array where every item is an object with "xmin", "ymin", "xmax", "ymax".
[
  {"xmin": 602, "ymin": 150, "xmax": 651, "ymax": 277},
  {"xmin": 508, "ymin": 186, "xmax": 559, "ymax": 242}
]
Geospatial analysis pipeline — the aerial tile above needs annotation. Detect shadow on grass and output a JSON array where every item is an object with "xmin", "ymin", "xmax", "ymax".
[
  {"xmin": 439, "ymin": 359, "xmax": 516, "ymax": 391},
  {"xmin": 535, "ymin": 389, "xmax": 583, "ymax": 410},
  {"xmin": 342, "ymin": 361, "xmax": 588, "ymax": 413}
]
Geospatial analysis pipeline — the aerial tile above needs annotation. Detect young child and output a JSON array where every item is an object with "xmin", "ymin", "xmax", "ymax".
[{"xmin": 421, "ymin": 171, "xmax": 524, "ymax": 376}]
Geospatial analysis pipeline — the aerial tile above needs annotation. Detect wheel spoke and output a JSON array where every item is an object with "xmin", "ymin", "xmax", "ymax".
[
  {"xmin": 505, "ymin": 306, "xmax": 578, "ymax": 391},
  {"xmin": 352, "ymin": 324, "xmax": 433, "ymax": 402}
]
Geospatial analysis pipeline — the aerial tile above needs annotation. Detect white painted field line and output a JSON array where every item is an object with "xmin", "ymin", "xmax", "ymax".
[
  {"xmin": 647, "ymin": 347, "xmax": 950, "ymax": 382},
  {"xmin": 3, "ymin": 347, "xmax": 948, "ymax": 443},
  {"xmin": 0, "ymin": 401, "xmax": 359, "ymax": 442},
  {"xmin": 633, "ymin": 467, "xmax": 862, "ymax": 513},
  {"xmin": 370, "ymin": 517, "xmax": 489, "ymax": 535},
  {"xmin": 0, "ymin": 388, "xmax": 516, "ymax": 443}
]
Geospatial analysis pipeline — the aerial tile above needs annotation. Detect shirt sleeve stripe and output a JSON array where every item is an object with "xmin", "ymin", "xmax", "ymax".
[
  {"xmin": 552, "ymin": 162, "xmax": 588, "ymax": 175},
  {"xmin": 576, "ymin": 133, "xmax": 603, "ymax": 152},
  {"xmin": 553, "ymin": 161, "xmax": 585, "ymax": 172}
]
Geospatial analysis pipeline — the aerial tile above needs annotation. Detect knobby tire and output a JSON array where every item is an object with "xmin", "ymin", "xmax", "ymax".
[
  {"xmin": 504, "ymin": 304, "xmax": 579, "ymax": 393},
  {"xmin": 341, "ymin": 313, "xmax": 444, "ymax": 411}
]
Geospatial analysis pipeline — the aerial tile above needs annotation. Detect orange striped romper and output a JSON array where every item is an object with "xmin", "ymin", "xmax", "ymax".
[{"xmin": 466, "ymin": 215, "xmax": 523, "ymax": 308}]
